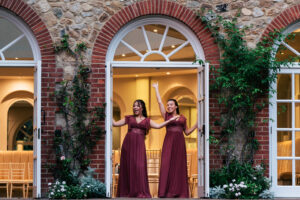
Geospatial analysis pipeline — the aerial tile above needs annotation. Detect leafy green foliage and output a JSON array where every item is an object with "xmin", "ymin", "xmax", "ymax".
[
  {"xmin": 49, "ymin": 35, "xmax": 105, "ymax": 186},
  {"xmin": 199, "ymin": 11, "xmax": 295, "ymax": 163},
  {"xmin": 210, "ymin": 160, "xmax": 271, "ymax": 199}
]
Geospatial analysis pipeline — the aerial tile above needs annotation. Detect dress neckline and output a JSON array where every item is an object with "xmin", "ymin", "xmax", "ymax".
[{"xmin": 135, "ymin": 116, "xmax": 146, "ymax": 124}]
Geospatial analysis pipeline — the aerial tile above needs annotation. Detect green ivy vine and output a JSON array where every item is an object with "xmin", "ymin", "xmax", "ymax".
[
  {"xmin": 198, "ymin": 11, "xmax": 295, "ymax": 165},
  {"xmin": 50, "ymin": 35, "xmax": 105, "ymax": 185}
]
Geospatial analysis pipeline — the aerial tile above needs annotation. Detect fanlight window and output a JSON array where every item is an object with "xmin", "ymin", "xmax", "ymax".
[
  {"xmin": 114, "ymin": 24, "xmax": 196, "ymax": 62},
  {"xmin": 0, "ymin": 16, "xmax": 33, "ymax": 61},
  {"xmin": 276, "ymin": 28, "xmax": 300, "ymax": 62}
]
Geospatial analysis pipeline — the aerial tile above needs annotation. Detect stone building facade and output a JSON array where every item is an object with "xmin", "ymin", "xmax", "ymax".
[{"xmin": 1, "ymin": 0, "xmax": 300, "ymax": 197}]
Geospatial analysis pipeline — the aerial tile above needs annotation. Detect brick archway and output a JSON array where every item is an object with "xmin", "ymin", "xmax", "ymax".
[
  {"xmin": 263, "ymin": 4, "xmax": 300, "ymax": 37},
  {"xmin": 0, "ymin": 0, "xmax": 58, "ymax": 194},
  {"xmin": 90, "ymin": 0, "xmax": 220, "ymax": 181},
  {"xmin": 92, "ymin": 0, "xmax": 220, "ymax": 66}
]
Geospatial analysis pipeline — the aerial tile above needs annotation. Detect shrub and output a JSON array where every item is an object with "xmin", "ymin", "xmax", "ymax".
[
  {"xmin": 210, "ymin": 160, "xmax": 271, "ymax": 199},
  {"xmin": 79, "ymin": 167, "xmax": 106, "ymax": 198}
]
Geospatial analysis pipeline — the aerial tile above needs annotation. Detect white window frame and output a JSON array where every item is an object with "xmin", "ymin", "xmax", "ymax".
[
  {"xmin": 105, "ymin": 16, "xmax": 209, "ymax": 197},
  {"xmin": 270, "ymin": 22, "xmax": 300, "ymax": 197},
  {"xmin": 0, "ymin": 9, "xmax": 41, "ymax": 198}
]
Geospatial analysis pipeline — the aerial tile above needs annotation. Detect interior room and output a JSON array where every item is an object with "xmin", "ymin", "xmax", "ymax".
[
  {"xmin": 111, "ymin": 67, "xmax": 199, "ymax": 197},
  {"xmin": 0, "ymin": 67, "xmax": 34, "ymax": 198}
]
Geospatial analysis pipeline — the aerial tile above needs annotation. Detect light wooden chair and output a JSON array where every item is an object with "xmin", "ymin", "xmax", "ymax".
[
  {"xmin": 10, "ymin": 163, "xmax": 26, "ymax": 198},
  {"xmin": 112, "ymin": 150, "xmax": 120, "ymax": 198},
  {"xmin": 186, "ymin": 153, "xmax": 192, "ymax": 197},
  {"xmin": 0, "ymin": 163, "xmax": 10, "ymax": 198},
  {"xmin": 25, "ymin": 162, "xmax": 33, "ymax": 198},
  {"xmin": 146, "ymin": 150, "xmax": 161, "ymax": 197}
]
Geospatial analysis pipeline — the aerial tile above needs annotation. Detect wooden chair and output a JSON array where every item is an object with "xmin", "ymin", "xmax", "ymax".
[
  {"xmin": 10, "ymin": 163, "xmax": 26, "ymax": 198},
  {"xmin": 146, "ymin": 150, "xmax": 161, "ymax": 197},
  {"xmin": 186, "ymin": 153, "xmax": 192, "ymax": 197},
  {"xmin": 0, "ymin": 163, "xmax": 10, "ymax": 198},
  {"xmin": 26, "ymin": 162, "xmax": 33, "ymax": 198},
  {"xmin": 112, "ymin": 150, "xmax": 120, "ymax": 198}
]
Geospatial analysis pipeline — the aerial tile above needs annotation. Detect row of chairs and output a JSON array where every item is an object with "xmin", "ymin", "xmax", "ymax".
[
  {"xmin": 112, "ymin": 150, "xmax": 197, "ymax": 197},
  {"xmin": 0, "ymin": 163, "xmax": 33, "ymax": 198}
]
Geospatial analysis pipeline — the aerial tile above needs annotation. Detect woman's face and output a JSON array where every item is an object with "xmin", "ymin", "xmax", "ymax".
[
  {"xmin": 166, "ymin": 100, "xmax": 177, "ymax": 114},
  {"xmin": 133, "ymin": 101, "xmax": 143, "ymax": 116}
]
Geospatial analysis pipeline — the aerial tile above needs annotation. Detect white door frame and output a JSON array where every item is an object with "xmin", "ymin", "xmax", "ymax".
[{"xmin": 105, "ymin": 61, "xmax": 210, "ymax": 197}]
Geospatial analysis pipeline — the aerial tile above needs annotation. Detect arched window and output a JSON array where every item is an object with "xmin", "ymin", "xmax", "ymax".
[{"xmin": 271, "ymin": 22, "xmax": 300, "ymax": 196}]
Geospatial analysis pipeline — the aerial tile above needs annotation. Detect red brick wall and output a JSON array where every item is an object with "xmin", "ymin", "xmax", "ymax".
[{"xmin": 0, "ymin": 0, "xmax": 58, "ymax": 195}]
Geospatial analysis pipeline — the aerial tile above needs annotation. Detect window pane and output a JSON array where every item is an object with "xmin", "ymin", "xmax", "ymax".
[
  {"xmin": 277, "ymin": 74, "xmax": 291, "ymax": 99},
  {"xmin": 275, "ymin": 44, "xmax": 299, "ymax": 62},
  {"xmin": 3, "ymin": 36, "xmax": 33, "ymax": 60},
  {"xmin": 277, "ymin": 131, "xmax": 292, "ymax": 157},
  {"xmin": 295, "ymin": 74, "xmax": 300, "ymax": 100},
  {"xmin": 114, "ymin": 42, "xmax": 141, "ymax": 61},
  {"xmin": 144, "ymin": 24, "xmax": 166, "ymax": 51},
  {"xmin": 296, "ymin": 104, "xmax": 300, "ymax": 128},
  {"xmin": 169, "ymin": 43, "xmax": 195, "ymax": 61},
  {"xmin": 277, "ymin": 103, "xmax": 292, "ymax": 128},
  {"xmin": 162, "ymin": 27, "xmax": 187, "ymax": 55},
  {"xmin": 144, "ymin": 53, "xmax": 165, "ymax": 61},
  {"xmin": 277, "ymin": 30, "xmax": 300, "ymax": 62},
  {"xmin": 0, "ymin": 17, "xmax": 33, "ymax": 61},
  {"xmin": 278, "ymin": 160, "xmax": 292, "ymax": 186},
  {"xmin": 122, "ymin": 27, "xmax": 148, "ymax": 55},
  {"xmin": 0, "ymin": 17, "xmax": 22, "ymax": 48},
  {"xmin": 296, "ymin": 160, "xmax": 300, "ymax": 185},
  {"xmin": 296, "ymin": 132, "xmax": 300, "ymax": 157}
]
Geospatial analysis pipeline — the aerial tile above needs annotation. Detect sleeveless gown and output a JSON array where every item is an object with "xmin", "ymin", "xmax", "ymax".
[
  {"xmin": 158, "ymin": 112, "xmax": 189, "ymax": 198},
  {"xmin": 117, "ymin": 115, "xmax": 151, "ymax": 198}
]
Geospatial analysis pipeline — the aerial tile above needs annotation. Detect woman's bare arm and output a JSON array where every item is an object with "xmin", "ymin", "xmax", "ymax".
[
  {"xmin": 184, "ymin": 123, "xmax": 198, "ymax": 136},
  {"xmin": 152, "ymin": 82, "xmax": 166, "ymax": 118},
  {"xmin": 112, "ymin": 118, "xmax": 126, "ymax": 127},
  {"xmin": 150, "ymin": 115, "xmax": 179, "ymax": 129}
]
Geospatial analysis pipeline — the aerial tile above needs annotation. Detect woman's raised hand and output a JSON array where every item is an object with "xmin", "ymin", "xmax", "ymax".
[{"xmin": 152, "ymin": 82, "xmax": 158, "ymax": 89}]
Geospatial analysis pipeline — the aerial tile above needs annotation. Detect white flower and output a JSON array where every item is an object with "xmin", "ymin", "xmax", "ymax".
[
  {"xmin": 51, "ymin": 192, "xmax": 54, "ymax": 195},
  {"xmin": 48, "ymin": 182, "xmax": 52, "ymax": 186},
  {"xmin": 253, "ymin": 177, "xmax": 257, "ymax": 180},
  {"xmin": 62, "ymin": 181, "xmax": 66, "ymax": 184},
  {"xmin": 60, "ymin": 155, "xmax": 65, "ymax": 161},
  {"xmin": 223, "ymin": 184, "xmax": 228, "ymax": 188},
  {"xmin": 61, "ymin": 188, "xmax": 65, "ymax": 192},
  {"xmin": 229, "ymin": 183, "xmax": 233, "ymax": 187},
  {"xmin": 235, "ymin": 193, "xmax": 239, "ymax": 196},
  {"xmin": 232, "ymin": 179, "xmax": 236, "ymax": 182},
  {"xmin": 87, "ymin": 185, "xmax": 90, "ymax": 188},
  {"xmin": 240, "ymin": 181, "xmax": 244, "ymax": 185}
]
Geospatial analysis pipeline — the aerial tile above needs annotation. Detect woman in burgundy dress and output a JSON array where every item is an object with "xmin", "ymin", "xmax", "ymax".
[
  {"xmin": 153, "ymin": 83, "xmax": 198, "ymax": 198},
  {"xmin": 113, "ymin": 99, "xmax": 179, "ymax": 198}
]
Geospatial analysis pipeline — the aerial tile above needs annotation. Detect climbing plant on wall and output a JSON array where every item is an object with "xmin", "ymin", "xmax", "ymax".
[
  {"xmin": 49, "ymin": 34, "xmax": 105, "ymax": 186},
  {"xmin": 199, "ymin": 11, "xmax": 295, "ymax": 165}
]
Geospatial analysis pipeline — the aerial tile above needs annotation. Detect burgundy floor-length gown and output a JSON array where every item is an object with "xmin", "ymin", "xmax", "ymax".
[
  {"xmin": 158, "ymin": 112, "xmax": 189, "ymax": 198},
  {"xmin": 117, "ymin": 115, "xmax": 151, "ymax": 198}
]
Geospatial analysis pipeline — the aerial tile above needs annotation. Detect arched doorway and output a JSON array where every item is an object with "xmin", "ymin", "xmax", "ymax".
[
  {"xmin": 0, "ymin": 8, "xmax": 41, "ymax": 197},
  {"xmin": 105, "ymin": 16, "xmax": 209, "ymax": 198}
]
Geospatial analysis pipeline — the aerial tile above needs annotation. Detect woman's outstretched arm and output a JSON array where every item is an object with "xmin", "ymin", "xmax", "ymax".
[
  {"xmin": 184, "ymin": 123, "xmax": 199, "ymax": 136},
  {"xmin": 152, "ymin": 82, "xmax": 166, "ymax": 118},
  {"xmin": 150, "ymin": 115, "xmax": 179, "ymax": 129},
  {"xmin": 112, "ymin": 118, "xmax": 126, "ymax": 127}
]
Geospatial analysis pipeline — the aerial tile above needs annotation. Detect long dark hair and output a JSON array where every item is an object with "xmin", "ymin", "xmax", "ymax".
[
  {"xmin": 133, "ymin": 99, "xmax": 148, "ymax": 117},
  {"xmin": 168, "ymin": 98, "xmax": 180, "ymax": 114}
]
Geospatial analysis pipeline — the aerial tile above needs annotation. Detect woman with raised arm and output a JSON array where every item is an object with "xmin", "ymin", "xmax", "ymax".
[
  {"xmin": 153, "ymin": 82, "xmax": 198, "ymax": 198},
  {"xmin": 113, "ymin": 99, "xmax": 179, "ymax": 198}
]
